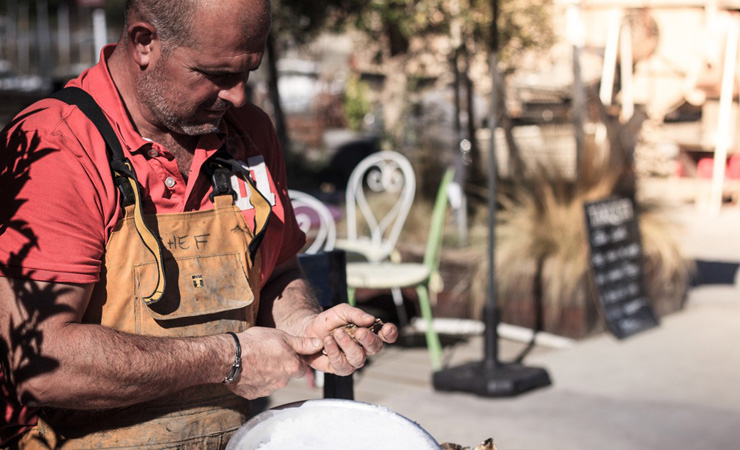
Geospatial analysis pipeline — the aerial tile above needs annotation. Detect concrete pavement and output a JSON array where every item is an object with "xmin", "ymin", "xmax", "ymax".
[{"xmin": 267, "ymin": 194, "xmax": 740, "ymax": 449}]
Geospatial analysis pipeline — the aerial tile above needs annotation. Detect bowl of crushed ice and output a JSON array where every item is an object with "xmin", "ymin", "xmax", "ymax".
[{"xmin": 226, "ymin": 399, "xmax": 441, "ymax": 449}]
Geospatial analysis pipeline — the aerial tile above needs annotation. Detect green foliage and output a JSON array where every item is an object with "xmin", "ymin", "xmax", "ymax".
[
  {"xmin": 271, "ymin": 0, "xmax": 554, "ymax": 66},
  {"xmin": 351, "ymin": 0, "xmax": 449, "ymax": 55},
  {"xmin": 271, "ymin": 0, "xmax": 372, "ymax": 46},
  {"xmin": 467, "ymin": 0, "xmax": 556, "ymax": 68},
  {"xmin": 344, "ymin": 0, "xmax": 554, "ymax": 65},
  {"xmin": 343, "ymin": 73, "xmax": 370, "ymax": 131}
]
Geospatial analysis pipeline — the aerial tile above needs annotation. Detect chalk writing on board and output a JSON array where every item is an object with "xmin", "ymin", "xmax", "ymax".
[{"xmin": 584, "ymin": 196, "xmax": 659, "ymax": 339}]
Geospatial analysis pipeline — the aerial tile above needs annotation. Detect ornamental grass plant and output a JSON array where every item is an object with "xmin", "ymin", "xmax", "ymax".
[{"xmin": 468, "ymin": 115, "xmax": 692, "ymax": 338}]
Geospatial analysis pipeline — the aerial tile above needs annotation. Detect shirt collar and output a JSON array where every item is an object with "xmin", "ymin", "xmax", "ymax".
[{"xmin": 71, "ymin": 45, "xmax": 150, "ymax": 156}]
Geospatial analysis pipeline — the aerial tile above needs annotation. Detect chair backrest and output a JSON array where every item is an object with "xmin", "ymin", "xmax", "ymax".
[
  {"xmin": 289, "ymin": 190, "xmax": 337, "ymax": 254},
  {"xmin": 344, "ymin": 151, "xmax": 415, "ymax": 261},
  {"xmin": 423, "ymin": 168, "xmax": 455, "ymax": 273}
]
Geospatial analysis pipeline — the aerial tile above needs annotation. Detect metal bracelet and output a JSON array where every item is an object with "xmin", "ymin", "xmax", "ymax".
[{"xmin": 222, "ymin": 332, "xmax": 242, "ymax": 384}]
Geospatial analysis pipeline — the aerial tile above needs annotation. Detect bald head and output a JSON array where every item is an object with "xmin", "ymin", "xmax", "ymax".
[{"xmin": 124, "ymin": 0, "xmax": 272, "ymax": 51}]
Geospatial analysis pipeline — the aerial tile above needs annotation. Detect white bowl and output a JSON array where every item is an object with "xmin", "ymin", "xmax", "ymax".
[{"xmin": 226, "ymin": 399, "xmax": 441, "ymax": 449}]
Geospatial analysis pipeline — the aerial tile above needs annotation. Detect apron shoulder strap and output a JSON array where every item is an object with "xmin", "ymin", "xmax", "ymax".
[
  {"xmin": 202, "ymin": 147, "xmax": 238, "ymax": 201},
  {"xmin": 202, "ymin": 147, "xmax": 272, "ymax": 262},
  {"xmin": 50, "ymin": 87, "xmax": 137, "ymax": 205},
  {"xmin": 49, "ymin": 87, "xmax": 166, "ymax": 305}
]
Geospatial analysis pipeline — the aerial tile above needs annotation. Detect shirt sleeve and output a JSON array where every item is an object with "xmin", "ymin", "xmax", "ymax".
[
  {"xmin": 0, "ymin": 109, "xmax": 113, "ymax": 284},
  {"xmin": 240, "ymin": 105, "xmax": 306, "ymax": 285},
  {"xmin": 262, "ymin": 118, "xmax": 307, "ymax": 267}
]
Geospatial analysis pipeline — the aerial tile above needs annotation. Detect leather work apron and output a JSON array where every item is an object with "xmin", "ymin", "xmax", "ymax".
[{"xmin": 16, "ymin": 89, "xmax": 272, "ymax": 449}]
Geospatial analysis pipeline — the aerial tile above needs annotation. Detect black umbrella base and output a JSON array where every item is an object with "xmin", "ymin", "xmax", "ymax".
[{"xmin": 433, "ymin": 361, "xmax": 551, "ymax": 397}]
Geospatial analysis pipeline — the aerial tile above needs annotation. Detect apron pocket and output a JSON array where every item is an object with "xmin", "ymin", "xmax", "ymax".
[{"xmin": 135, "ymin": 252, "xmax": 254, "ymax": 323}]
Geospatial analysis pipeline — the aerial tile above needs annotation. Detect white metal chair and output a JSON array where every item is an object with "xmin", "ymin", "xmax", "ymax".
[
  {"xmin": 334, "ymin": 151, "xmax": 416, "ymax": 263},
  {"xmin": 334, "ymin": 151, "xmax": 416, "ymax": 328},
  {"xmin": 345, "ymin": 168, "xmax": 455, "ymax": 371},
  {"xmin": 289, "ymin": 190, "xmax": 337, "ymax": 254}
]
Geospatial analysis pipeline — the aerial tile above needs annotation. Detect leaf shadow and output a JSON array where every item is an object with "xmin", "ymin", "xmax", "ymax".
[{"xmin": 1, "ymin": 127, "xmax": 75, "ymax": 427}]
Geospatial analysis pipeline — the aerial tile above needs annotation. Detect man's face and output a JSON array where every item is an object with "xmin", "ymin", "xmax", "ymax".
[{"xmin": 136, "ymin": 9, "xmax": 268, "ymax": 137}]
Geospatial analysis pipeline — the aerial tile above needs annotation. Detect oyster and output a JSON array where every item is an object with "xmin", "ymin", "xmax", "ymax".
[
  {"xmin": 321, "ymin": 319, "xmax": 384, "ymax": 355},
  {"xmin": 342, "ymin": 318, "xmax": 384, "ymax": 342},
  {"xmin": 441, "ymin": 438, "xmax": 496, "ymax": 450}
]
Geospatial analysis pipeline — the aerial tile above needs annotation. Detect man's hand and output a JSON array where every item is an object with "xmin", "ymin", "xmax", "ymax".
[
  {"xmin": 301, "ymin": 304, "xmax": 398, "ymax": 376},
  {"xmin": 226, "ymin": 327, "xmax": 322, "ymax": 399},
  {"xmin": 260, "ymin": 256, "xmax": 398, "ymax": 377}
]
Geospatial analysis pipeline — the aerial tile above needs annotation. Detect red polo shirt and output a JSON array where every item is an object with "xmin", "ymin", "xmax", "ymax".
[
  {"xmin": 0, "ymin": 45, "xmax": 305, "ymax": 287},
  {"xmin": 0, "ymin": 45, "xmax": 305, "ymax": 444}
]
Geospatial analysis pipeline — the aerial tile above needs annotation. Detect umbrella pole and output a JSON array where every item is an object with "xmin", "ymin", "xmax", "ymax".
[{"xmin": 432, "ymin": 0, "xmax": 551, "ymax": 397}]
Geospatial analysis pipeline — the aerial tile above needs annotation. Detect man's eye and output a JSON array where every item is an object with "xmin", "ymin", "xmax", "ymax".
[
  {"xmin": 196, "ymin": 69, "xmax": 224, "ymax": 80},
  {"xmin": 203, "ymin": 72, "xmax": 243, "ymax": 84}
]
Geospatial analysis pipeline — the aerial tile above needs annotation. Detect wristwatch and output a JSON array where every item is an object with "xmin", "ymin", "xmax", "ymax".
[{"xmin": 223, "ymin": 332, "xmax": 242, "ymax": 384}]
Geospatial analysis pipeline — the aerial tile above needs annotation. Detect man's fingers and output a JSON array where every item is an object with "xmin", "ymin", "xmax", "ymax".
[
  {"xmin": 322, "ymin": 335, "xmax": 354, "ymax": 376},
  {"xmin": 354, "ymin": 328, "xmax": 384, "ymax": 355},
  {"xmin": 301, "ymin": 307, "xmax": 401, "ymax": 376},
  {"xmin": 322, "ymin": 305, "xmax": 377, "ymax": 331},
  {"xmin": 283, "ymin": 336, "xmax": 313, "ymax": 379},
  {"xmin": 227, "ymin": 328, "xmax": 319, "ymax": 399},
  {"xmin": 333, "ymin": 328, "xmax": 366, "ymax": 368},
  {"xmin": 288, "ymin": 335, "xmax": 324, "ymax": 356},
  {"xmin": 378, "ymin": 323, "xmax": 398, "ymax": 343}
]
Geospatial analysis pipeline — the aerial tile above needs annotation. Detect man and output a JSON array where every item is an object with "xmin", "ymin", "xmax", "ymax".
[{"xmin": 0, "ymin": 0, "xmax": 397, "ymax": 447}]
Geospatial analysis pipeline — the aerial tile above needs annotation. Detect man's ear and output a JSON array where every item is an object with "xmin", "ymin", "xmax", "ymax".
[{"xmin": 127, "ymin": 21, "xmax": 160, "ymax": 68}]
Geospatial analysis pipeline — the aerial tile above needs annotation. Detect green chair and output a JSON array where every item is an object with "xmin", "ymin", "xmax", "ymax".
[{"xmin": 346, "ymin": 168, "xmax": 455, "ymax": 371}]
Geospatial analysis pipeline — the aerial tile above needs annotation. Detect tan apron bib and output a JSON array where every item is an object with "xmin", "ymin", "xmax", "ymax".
[
  {"xmin": 14, "ymin": 89, "xmax": 276, "ymax": 449},
  {"xmin": 18, "ymin": 188, "xmax": 272, "ymax": 449}
]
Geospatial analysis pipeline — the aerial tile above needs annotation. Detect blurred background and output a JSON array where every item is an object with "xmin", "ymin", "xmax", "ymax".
[{"xmin": 2, "ymin": 0, "xmax": 738, "ymax": 339}]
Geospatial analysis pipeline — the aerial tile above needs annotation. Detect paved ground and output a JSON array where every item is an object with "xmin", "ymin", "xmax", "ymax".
[{"xmin": 265, "ymin": 182, "xmax": 740, "ymax": 450}]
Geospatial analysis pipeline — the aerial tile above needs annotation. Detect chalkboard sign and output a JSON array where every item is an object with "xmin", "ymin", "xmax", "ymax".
[{"xmin": 584, "ymin": 195, "xmax": 659, "ymax": 339}]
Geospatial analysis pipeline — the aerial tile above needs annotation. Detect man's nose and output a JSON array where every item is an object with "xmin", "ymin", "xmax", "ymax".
[{"xmin": 219, "ymin": 79, "xmax": 248, "ymax": 109}]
